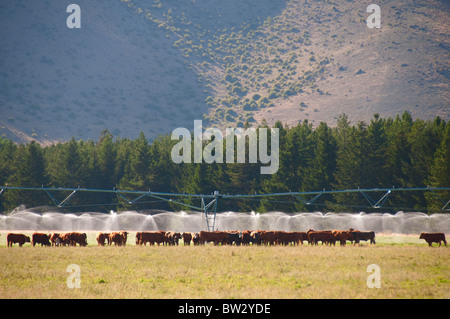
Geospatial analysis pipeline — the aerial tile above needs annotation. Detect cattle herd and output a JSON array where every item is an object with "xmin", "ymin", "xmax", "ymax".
[{"xmin": 3, "ymin": 229, "xmax": 447, "ymax": 247}]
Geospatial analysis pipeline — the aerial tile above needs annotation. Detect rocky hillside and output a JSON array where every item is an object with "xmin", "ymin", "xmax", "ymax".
[{"xmin": 0, "ymin": 0, "xmax": 448, "ymax": 144}]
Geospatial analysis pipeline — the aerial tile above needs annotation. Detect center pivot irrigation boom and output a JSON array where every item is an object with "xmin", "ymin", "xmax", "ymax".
[{"xmin": 0, "ymin": 186, "xmax": 449, "ymax": 231}]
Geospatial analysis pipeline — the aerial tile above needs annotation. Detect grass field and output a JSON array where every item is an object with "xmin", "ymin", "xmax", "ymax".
[{"xmin": 0, "ymin": 232, "xmax": 448, "ymax": 299}]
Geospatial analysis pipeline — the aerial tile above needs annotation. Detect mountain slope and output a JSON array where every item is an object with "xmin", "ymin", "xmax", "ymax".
[
  {"xmin": 0, "ymin": 0, "xmax": 448, "ymax": 144},
  {"xmin": 0, "ymin": 0, "xmax": 210, "ymax": 143}
]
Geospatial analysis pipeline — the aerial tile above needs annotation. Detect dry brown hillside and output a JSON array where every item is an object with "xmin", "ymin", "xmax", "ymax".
[{"xmin": 0, "ymin": 0, "xmax": 448, "ymax": 144}]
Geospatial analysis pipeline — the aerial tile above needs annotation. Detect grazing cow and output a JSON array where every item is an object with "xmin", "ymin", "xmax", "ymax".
[
  {"xmin": 240, "ymin": 231, "xmax": 252, "ymax": 245},
  {"xmin": 294, "ymin": 232, "xmax": 308, "ymax": 245},
  {"xmin": 307, "ymin": 229, "xmax": 335, "ymax": 245},
  {"xmin": 71, "ymin": 232, "xmax": 88, "ymax": 246},
  {"xmin": 50, "ymin": 233, "xmax": 61, "ymax": 246},
  {"xmin": 192, "ymin": 232, "xmax": 200, "ymax": 246},
  {"xmin": 59, "ymin": 232, "xmax": 88, "ymax": 246},
  {"xmin": 58, "ymin": 233, "xmax": 71, "ymax": 246},
  {"xmin": 260, "ymin": 231, "xmax": 277, "ymax": 245},
  {"xmin": 419, "ymin": 233, "xmax": 447, "ymax": 247},
  {"xmin": 332, "ymin": 230, "xmax": 353, "ymax": 246},
  {"xmin": 32, "ymin": 233, "xmax": 51, "ymax": 247},
  {"xmin": 198, "ymin": 231, "xmax": 229, "ymax": 245},
  {"xmin": 181, "ymin": 232, "xmax": 192, "ymax": 246},
  {"xmin": 351, "ymin": 230, "xmax": 376, "ymax": 245},
  {"xmin": 96, "ymin": 232, "xmax": 109, "ymax": 246},
  {"xmin": 274, "ymin": 231, "xmax": 290, "ymax": 245},
  {"xmin": 274, "ymin": 231, "xmax": 305, "ymax": 245},
  {"xmin": 135, "ymin": 232, "xmax": 141, "ymax": 245},
  {"xmin": 136, "ymin": 231, "xmax": 168, "ymax": 246},
  {"xmin": 7, "ymin": 233, "xmax": 31, "ymax": 247},
  {"xmin": 119, "ymin": 231, "xmax": 128, "ymax": 246},
  {"xmin": 225, "ymin": 232, "xmax": 241, "ymax": 245},
  {"xmin": 109, "ymin": 231, "xmax": 128, "ymax": 246},
  {"xmin": 250, "ymin": 231, "xmax": 262, "ymax": 245},
  {"xmin": 166, "ymin": 232, "xmax": 182, "ymax": 246}
]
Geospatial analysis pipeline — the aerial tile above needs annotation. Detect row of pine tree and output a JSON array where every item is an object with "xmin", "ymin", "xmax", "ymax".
[{"xmin": 0, "ymin": 112, "xmax": 448, "ymax": 213}]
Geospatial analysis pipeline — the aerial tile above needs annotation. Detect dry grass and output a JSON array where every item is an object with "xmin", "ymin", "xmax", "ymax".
[{"xmin": 0, "ymin": 235, "xmax": 448, "ymax": 299}]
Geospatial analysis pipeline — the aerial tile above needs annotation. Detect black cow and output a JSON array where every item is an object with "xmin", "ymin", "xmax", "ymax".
[
  {"xmin": 225, "ymin": 232, "xmax": 241, "ymax": 245},
  {"xmin": 351, "ymin": 230, "xmax": 376, "ymax": 244},
  {"xmin": 250, "ymin": 231, "xmax": 262, "ymax": 245}
]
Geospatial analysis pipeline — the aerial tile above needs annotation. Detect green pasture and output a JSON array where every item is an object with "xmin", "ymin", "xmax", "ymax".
[{"xmin": 0, "ymin": 232, "xmax": 448, "ymax": 299}]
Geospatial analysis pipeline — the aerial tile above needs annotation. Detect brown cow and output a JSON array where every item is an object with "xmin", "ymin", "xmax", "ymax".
[
  {"xmin": 182, "ymin": 232, "xmax": 192, "ymax": 246},
  {"xmin": 59, "ymin": 232, "xmax": 87, "ymax": 246},
  {"xmin": 136, "ymin": 231, "xmax": 168, "ymax": 246},
  {"xmin": 332, "ymin": 230, "xmax": 353, "ymax": 246},
  {"xmin": 71, "ymin": 232, "xmax": 88, "ymax": 246},
  {"xmin": 166, "ymin": 232, "xmax": 181, "ymax": 246},
  {"xmin": 49, "ymin": 233, "xmax": 60, "ymax": 246},
  {"xmin": 198, "ymin": 231, "xmax": 229, "ymax": 245},
  {"xmin": 96, "ymin": 232, "xmax": 110, "ymax": 246},
  {"xmin": 419, "ymin": 233, "xmax": 447, "ymax": 247},
  {"xmin": 192, "ymin": 232, "xmax": 200, "ymax": 245},
  {"xmin": 109, "ymin": 231, "xmax": 128, "ymax": 246},
  {"xmin": 274, "ymin": 231, "xmax": 292, "ymax": 245},
  {"xmin": 58, "ymin": 233, "xmax": 72, "ymax": 246},
  {"xmin": 274, "ymin": 231, "xmax": 306, "ymax": 245},
  {"xmin": 240, "ymin": 231, "xmax": 252, "ymax": 245},
  {"xmin": 295, "ymin": 232, "xmax": 308, "ymax": 245},
  {"xmin": 7, "ymin": 233, "xmax": 31, "ymax": 247},
  {"xmin": 135, "ymin": 232, "xmax": 142, "ymax": 245},
  {"xmin": 120, "ymin": 231, "xmax": 128, "ymax": 246},
  {"xmin": 260, "ymin": 231, "xmax": 277, "ymax": 245},
  {"xmin": 32, "ymin": 233, "xmax": 51, "ymax": 247},
  {"xmin": 59, "ymin": 232, "xmax": 71, "ymax": 246},
  {"xmin": 307, "ymin": 229, "xmax": 335, "ymax": 245}
]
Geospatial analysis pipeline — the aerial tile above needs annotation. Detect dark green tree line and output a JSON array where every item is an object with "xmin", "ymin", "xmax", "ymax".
[{"xmin": 0, "ymin": 112, "xmax": 448, "ymax": 213}]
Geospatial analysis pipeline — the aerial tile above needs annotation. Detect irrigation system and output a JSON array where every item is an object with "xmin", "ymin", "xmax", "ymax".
[{"xmin": 1, "ymin": 186, "xmax": 449, "ymax": 231}]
